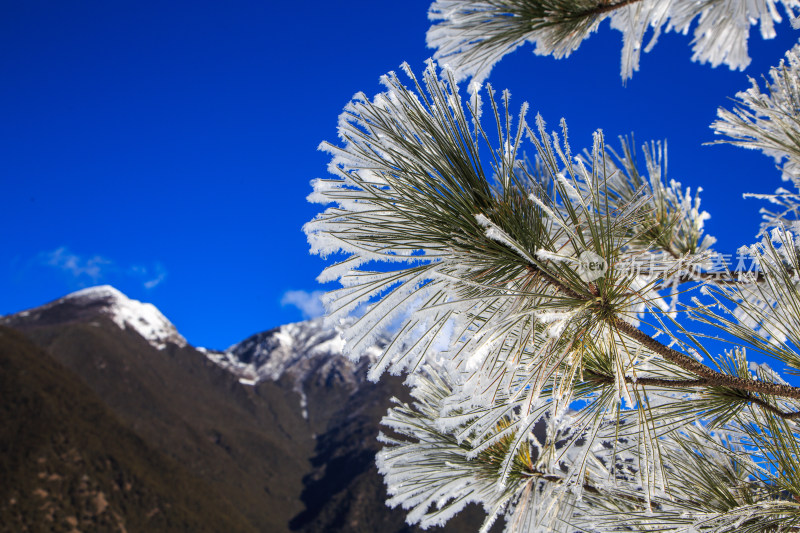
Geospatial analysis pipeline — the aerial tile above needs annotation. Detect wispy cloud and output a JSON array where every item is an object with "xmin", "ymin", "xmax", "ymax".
[
  {"xmin": 143, "ymin": 271, "xmax": 166, "ymax": 289},
  {"xmin": 281, "ymin": 289, "xmax": 325, "ymax": 319},
  {"xmin": 40, "ymin": 247, "xmax": 167, "ymax": 290},
  {"xmin": 42, "ymin": 247, "xmax": 111, "ymax": 282},
  {"xmin": 130, "ymin": 262, "xmax": 167, "ymax": 289}
]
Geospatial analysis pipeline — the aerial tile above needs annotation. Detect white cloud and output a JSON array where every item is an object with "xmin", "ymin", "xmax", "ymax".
[
  {"xmin": 281, "ymin": 289, "xmax": 325, "ymax": 319},
  {"xmin": 40, "ymin": 247, "xmax": 167, "ymax": 290},
  {"xmin": 132, "ymin": 262, "xmax": 167, "ymax": 289},
  {"xmin": 42, "ymin": 247, "xmax": 111, "ymax": 282},
  {"xmin": 143, "ymin": 273, "xmax": 166, "ymax": 289}
]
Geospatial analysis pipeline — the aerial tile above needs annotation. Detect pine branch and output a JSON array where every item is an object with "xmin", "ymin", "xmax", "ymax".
[
  {"xmin": 523, "ymin": 262, "xmax": 800, "ymax": 401},
  {"xmin": 585, "ymin": 372, "xmax": 800, "ymax": 420},
  {"xmin": 612, "ymin": 318, "xmax": 800, "ymax": 401},
  {"xmin": 712, "ymin": 44, "xmax": 800, "ymax": 229},
  {"xmin": 427, "ymin": 0, "xmax": 798, "ymax": 83},
  {"xmin": 309, "ymin": 59, "xmax": 800, "ymax": 531},
  {"xmin": 579, "ymin": 0, "xmax": 642, "ymax": 17}
]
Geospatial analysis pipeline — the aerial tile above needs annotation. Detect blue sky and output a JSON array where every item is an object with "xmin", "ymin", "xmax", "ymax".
[{"xmin": 2, "ymin": 1, "xmax": 799, "ymax": 349}]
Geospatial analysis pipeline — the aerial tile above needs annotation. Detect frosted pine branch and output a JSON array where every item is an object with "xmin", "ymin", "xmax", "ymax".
[
  {"xmin": 306, "ymin": 59, "xmax": 800, "ymax": 530},
  {"xmin": 713, "ymin": 43, "xmax": 800, "ymax": 230},
  {"xmin": 427, "ymin": 0, "xmax": 800, "ymax": 85}
]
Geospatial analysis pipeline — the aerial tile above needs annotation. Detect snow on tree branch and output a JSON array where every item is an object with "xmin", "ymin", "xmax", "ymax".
[
  {"xmin": 306, "ymin": 57, "xmax": 800, "ymax": 530},
  {"xmin": 713, "ymin": 42, "xmax": 800, "ymax": 230},
  {"xmin": 427, "ymin": 0, "xmax": 800, "ymax": 85}
]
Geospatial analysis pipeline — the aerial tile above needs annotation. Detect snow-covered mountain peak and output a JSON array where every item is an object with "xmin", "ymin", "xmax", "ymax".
[
  {"xmin": 6, "ymin": 285, "xmax": 186, "ymax": 351},
  {"xmin": 67, "ymin": 285, "xmax": 187, "ymax": 350},
  {"xmin": 205, "ymin": 317, "xmax": 382, "ymax": 391},
  {"xmin": 64, "ymin": 284, "xmax": 127, "ymax": 301}
]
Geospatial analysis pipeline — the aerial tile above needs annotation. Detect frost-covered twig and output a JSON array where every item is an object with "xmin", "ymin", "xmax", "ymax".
[
  {"xmin": 307, "ymin": 57, "xmax": 800, "ymax": 531},
  {"xmin": 427, "ymin": 0, "xmax": 800, "ymax": 85}
]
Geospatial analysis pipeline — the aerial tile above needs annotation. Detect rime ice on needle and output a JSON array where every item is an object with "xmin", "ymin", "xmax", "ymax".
[
  {"xmin": 304, "ymin": 59, "xmax": 791, "ymax": 531},
  {"xmin": 427, "ymin": 0, "xmax": 800, "ymax": 86},
  {"xmin": 306, "ymin": 5, "xmax": 800, "ymax": 529},
  {"xmin": 713, "ymin": 43, "xmax": 800, "ymax": 231}
]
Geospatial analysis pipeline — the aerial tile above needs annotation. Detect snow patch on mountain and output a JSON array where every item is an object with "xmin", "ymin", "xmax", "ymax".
[
  {"xmin": 203, "ymin": 318, "xmax": 383, "ymax": 414},
  {"xmin": 4, "ymin": 285, "xmax": 187, "ymax": 351},
  {"xmin": 67, "ymin": 285, "xmax": 187, "ymax": 350}
]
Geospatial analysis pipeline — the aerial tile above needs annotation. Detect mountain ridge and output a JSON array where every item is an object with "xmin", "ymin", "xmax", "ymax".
[
  {"xmin": 2, "ymin": 285, "xmax": 187, "ymax": 350},
  {"xmin": 1, "ymin": 285, "xmax": 495, "ymax": 532},
  {"xmin": 0, "ymin": 325, "xmax": 257, "ymax": 532}
]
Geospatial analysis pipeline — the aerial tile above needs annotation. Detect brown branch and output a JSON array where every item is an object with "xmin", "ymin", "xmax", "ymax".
[
  {"xmin": 523, "ymin": 263, "xmax": 800, "ymax": 402},
  {"xmin": 516, "ymin": 0, "xmax": 644, "ymax": 24},
  {"xmin": 651, "ymin": 245, "xmax": 768, "ymax": 285},
  {"xmin": 623, "ymin": 376, "xmax": 708, "ymax": 388},
  {"xmin": 612, "ymin": 318, "xmax": 800, "ymax": 401},
  {"xmin": 589, "ymin": 0, "xmax": 644, "ymax": 17},
  {"xmin": 529, "ymin": 471, "xmax": 651, "ymax": 508},
  {"xmin": 649, "ymin": 270, "xmax": 765, "ymax": 285},
  {"xmin": 747, "ymin": 395, "xmax": 800, "ymax": 420},
  {"xmin": 585, "ymin": 373, "xmax": 800, "ymax": 420}
]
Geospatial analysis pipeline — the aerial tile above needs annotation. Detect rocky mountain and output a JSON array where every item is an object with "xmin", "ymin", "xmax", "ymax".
[
  {"xmin": 0, "ymin": 287, "xmax": 494, "ymax": 532},
  {"xmin": 2, "ymin": 286, "xmax": 311, "ymax": 531},
  {"xmin": 6, "ymin": 285, "xmax": 187, "ymax": 350},
  {"xmin": 0, "ymin": 326, "xmax": 254, "ymax": 532}
]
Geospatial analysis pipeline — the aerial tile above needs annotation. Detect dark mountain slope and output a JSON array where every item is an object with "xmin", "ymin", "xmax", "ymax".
[
  {"xmin": 227, "ymin": 322, "xmax": 499, "ymax": 533},
  {"xmin": 291, "ymin": 370, "xmax": 495, "ymax": 533},
  {"xmin": 4, "ymin": 293, "xmax": 313, "ymax": 532},
  {"xmin": 2, "ymin": 287, "xmax": 497, "ymax": 532},
  {"xmin": 0, "ymin": 325, "xmax": 255, "ymax": 532}
]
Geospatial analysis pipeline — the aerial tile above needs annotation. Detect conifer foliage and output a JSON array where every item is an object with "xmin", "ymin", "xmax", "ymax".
[
  {"xmin": 306, "ymin": 2, "xmax": 800, "ymax": 531},
  {"xmin": 427, "ymin": 0, "xmax": 800, "ymax": 83}
]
